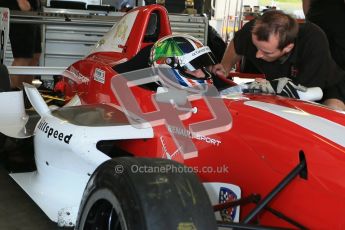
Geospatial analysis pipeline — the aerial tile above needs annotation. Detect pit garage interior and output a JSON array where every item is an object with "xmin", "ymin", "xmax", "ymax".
[
  {"xmin": 1, "ymin": 0, "xmax": 342, "ymax": 229},
  {"xmin": 1, "ymin": 0, "xmax": 212, "ymax": 228}
]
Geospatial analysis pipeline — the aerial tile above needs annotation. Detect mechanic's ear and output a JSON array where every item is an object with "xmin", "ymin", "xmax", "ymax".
[{"xmin": 282, "ymin": 43, "xmax": 294, "ymax": 54}]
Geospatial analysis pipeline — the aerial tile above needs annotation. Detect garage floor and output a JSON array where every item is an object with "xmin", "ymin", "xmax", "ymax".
[{"xmin": 0, "ymin": 137, "xmax": 72, "ymax": 230}]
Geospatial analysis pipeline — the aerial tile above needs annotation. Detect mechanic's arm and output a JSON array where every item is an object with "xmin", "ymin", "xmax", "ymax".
[
  {"xmin": 221, "ymin": 40, "xmax": 242, "ymax": 75},
  {"xmin": 302, "ymin": 0, "xmax": 311, "ymax": 16},
  {"xmin": 211, "ymin": 40, "xmax": 242, "ymax": 78},
  {"xmin": 17, "ymin": 0, "xmax": 31, "ymax": 11}
]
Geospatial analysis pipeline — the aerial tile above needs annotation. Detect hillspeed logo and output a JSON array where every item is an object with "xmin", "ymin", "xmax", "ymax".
[{"xmin": 37, "ymin": 121, "xmax": 73, "ymax": 144}]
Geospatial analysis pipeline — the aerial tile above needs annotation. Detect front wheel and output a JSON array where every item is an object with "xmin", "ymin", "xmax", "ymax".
[{"xmin": 76, "ymin": 157, "xmax": 217, "ymax": 230}]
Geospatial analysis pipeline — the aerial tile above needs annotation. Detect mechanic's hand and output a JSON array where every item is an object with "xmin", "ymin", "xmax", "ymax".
[
  {"xmin": 247, "ymin": 78, "xmax": 276, "ymax": 94},
  {"xmin": 270, "ymin": 77, "xmax": 307, "ymax": 98},
  {"xmin": 17, "ymin": 0, "xmax": 32, "ymax": 11}
]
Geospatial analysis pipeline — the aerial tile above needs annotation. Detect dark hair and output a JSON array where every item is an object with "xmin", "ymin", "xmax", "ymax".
[{"xmin": 252, "ymin": 10, "xmax": 298, "ymax": 50}]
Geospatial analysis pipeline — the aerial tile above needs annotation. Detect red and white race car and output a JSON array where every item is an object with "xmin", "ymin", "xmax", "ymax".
[{"xmin": 1, "ymin": 4, "xmax": 345, "ymax": 230}]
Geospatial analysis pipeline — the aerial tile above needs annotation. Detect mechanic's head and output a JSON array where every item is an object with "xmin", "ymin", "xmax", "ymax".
[
  {"xmin": 251, "ymin": 10, "xmax": 298, "ymax": 62},
  {"xmin": 149, "ymin": 34, "xmax": 216, "ymax": 87}
]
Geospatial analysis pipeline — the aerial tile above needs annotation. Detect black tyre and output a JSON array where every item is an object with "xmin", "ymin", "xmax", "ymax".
[
  {"xmin": 76, "ymin": 157, "xmax": 217, "ymax": 230},
  {"xmin": 0, "ymin": 134, "xmax": 6, "ymax": 162}
]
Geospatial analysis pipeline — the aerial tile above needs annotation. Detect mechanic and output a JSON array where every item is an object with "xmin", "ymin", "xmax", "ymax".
[
  {"xmin": 0, "ymin": 0, "xmax": 42, "ymax": 89},
  {"xmin": 211, "ymin": 10, "xmax": 345, "ymax": 110},
  {"xmin": 302, "ymin": 0, "xmax": 345, "ymax": 71}
]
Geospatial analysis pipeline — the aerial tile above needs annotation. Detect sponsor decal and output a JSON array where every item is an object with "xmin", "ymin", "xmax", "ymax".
[
  {"xmin": 219, "ymin": 187, "xmax": 238, "ymax": 222},
  {"xmin": 191, "ymin": 46, "xmax": 210, "ymax": 57},
  {"xmin": 94, "ymin": 68, "xmax": 105, "ymax": 84},
  {"xmin": 167, "ymin": 125, "xmax": 221, "ymax": 146},
  {"xmin": 65, "ymin": 66, "xmax": 90, "ymax": 84},
  {"xmin": 180, "ymin": 46, "xmax": 211, "ymax": 66},
  {"xmin": 37, "ymin": 121, "xmax": 73, "ymax": 144}
]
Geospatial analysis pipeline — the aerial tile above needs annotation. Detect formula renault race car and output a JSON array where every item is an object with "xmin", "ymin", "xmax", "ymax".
[{"xmin": 1, "ymin": 4, "xmax": 345, "ymax": 230}]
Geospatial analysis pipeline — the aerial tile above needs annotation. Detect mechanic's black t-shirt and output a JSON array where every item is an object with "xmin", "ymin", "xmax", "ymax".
[
  {"xmin": 233, "ymin": 20, "xmax": 345, "ymax": 89},
  {"xmin": 307, "ymin": 0, "xmax": 345, "ymax": 21}
]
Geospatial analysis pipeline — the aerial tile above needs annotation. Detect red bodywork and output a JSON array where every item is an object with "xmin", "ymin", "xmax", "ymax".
[{"xmin": 61, "ymin": 5, "xmax": 345, "ymax": 229}]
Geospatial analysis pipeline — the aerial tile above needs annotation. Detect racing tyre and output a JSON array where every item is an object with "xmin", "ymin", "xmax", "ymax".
[{"xmin": 76, "ymin": 157, "xmax": 217, "ymax": 230}]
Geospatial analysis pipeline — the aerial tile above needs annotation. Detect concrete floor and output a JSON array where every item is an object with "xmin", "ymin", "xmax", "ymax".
[{"xmin": 0, "ymin": 137, "xmax": 72, "ymax": 230}]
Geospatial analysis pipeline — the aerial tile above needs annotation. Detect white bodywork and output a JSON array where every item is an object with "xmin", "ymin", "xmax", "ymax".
[
  {"xmin": 0, "ymin": 91, "xmax": 29, "ymax": 138},
  {"xmin": 0, "ymin": 85, "xmax": 154, "ymax": 226},
  {"xmin": 0, "ymin": 85, "xmax": 243, "ymax": 227}
]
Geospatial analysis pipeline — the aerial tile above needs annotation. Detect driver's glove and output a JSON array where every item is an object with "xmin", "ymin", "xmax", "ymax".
[
  {"xmin": 248, "ymin": 77, "xmax": 307, "ymax": 99},
  {"xmin": 271, "ymin": 77, "xmax": 307, "ymax": 98},
  {"xmin": 247, "ymin": 79, "xmax": 276, "ymax": 94}
]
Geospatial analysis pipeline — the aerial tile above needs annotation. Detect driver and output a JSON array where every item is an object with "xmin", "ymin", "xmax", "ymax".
[{"xmin": 149, "ymin": 34, "xmax": 217, "ymax": 87}]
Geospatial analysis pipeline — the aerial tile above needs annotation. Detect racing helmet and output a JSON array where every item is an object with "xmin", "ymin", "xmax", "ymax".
[{"xmin": 149, "ymin": 34, "xmax": 216, "ymax": 87}]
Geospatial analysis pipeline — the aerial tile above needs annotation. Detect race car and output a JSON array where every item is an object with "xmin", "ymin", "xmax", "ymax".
[{"xmin": 1, "ymin": 4, "xmax": 345, "ymax": 230}]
